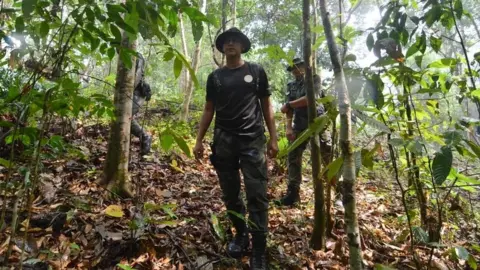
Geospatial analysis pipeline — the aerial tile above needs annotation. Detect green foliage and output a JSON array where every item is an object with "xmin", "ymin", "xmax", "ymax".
[{"xmin": 432, "ymin": 146, "xmax": 452, "ymax": 185}]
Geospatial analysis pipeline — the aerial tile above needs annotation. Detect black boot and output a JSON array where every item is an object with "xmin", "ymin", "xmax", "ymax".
[
  {"xmin": 140, "ymin": 134, "xmax": 152, "ymax": 155},
  {"xmin": 278, "ymin": 187, "xmax": 299, "ymax": 206},
  {"xmin": 227, "ymin": 230, "xmax": 249, "ymax": 258},
  {"xmin": 250, "ymin": 232, "xmax": 268, "ymax": 270}
]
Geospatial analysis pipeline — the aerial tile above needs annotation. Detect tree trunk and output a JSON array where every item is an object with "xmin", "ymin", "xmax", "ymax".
[
  {"xmin": 179, "ymin": 11, "xmax": 190, "ymax": 94},
  {"xmin": 319, "ymin": 0, "xmax": 363, "ymax": 268},
  {"xmin": 100, "ymin": 32, "xmax": 136, "ymax": 198},
  {"xmin": 304, "ymin": 0, "xmax": 326, "ymax": 251},
  {"xmin": 181, "ymin": 0, "xmax": 207, "ymax": 121},
  {"xmin": 312, "ymin": 0, "xmax": 318, "ymax": 73},
  {"xmin": 231, "ymin": 0, "xmax": 236, "ymax": 27},
  {"xmin": 221, "ymin": 0, "xmax": 228, "ymax": 66}
]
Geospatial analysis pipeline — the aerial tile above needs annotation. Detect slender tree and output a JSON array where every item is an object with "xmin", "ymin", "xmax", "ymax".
[
  {"xmin": 100, "ymin": 32, "xmax": 136, "ymax": 198},
  {"xmin": 319, "ymin": 0, "xmax": 363, "ymax": 268},
  {"xmin": 304, "ymin": 0, "xmax": 326, "ymax": 250},
  {"xmin": 181, "ymin": 0, "xmax": 207, "ymax": 121}
]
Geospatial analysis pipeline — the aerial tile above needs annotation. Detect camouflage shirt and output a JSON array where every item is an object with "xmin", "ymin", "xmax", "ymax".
[{"xmin": 286, "ymin": 74, "xmax": 324, "ymax": 132}]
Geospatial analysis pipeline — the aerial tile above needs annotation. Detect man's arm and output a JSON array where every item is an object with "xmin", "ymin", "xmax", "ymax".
[
  {"xmin": 261, "ymin": 97, "xmax": 278, "ymax": 142},
  {"xmin": 195, "ymin": 101, "xmax": 215, "ymax": 144},
  {"xmin": 288, "ymin": 96, "xmax": 308, "ymax": 109}
]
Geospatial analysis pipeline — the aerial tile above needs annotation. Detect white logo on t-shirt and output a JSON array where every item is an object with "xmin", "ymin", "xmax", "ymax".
[{"xmin": 244, "ymin": 74, "xmax": 253, "ymax": 83}]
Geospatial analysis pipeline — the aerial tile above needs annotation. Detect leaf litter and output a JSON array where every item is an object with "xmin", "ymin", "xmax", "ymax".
[{"xmin": 0, "ymin": 123, "xmax": 478, "ymax": 269}]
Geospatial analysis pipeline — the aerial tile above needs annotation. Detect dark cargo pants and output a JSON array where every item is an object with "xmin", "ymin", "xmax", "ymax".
[
  {"xmin": 287, "ymin": 130, "xmax": 332, "ymax": 190},
  {"xmin": 210, "ymin": 129, "xmax": 269, "ymax": 234}
]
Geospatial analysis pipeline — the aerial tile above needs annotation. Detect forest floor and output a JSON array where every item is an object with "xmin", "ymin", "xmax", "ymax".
[{"xmin": 0, "ymin": 119, "xmax": 479, "ymax": 270}]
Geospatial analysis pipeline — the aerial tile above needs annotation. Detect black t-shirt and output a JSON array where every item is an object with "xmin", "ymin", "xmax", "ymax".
[{"xmin": 206, "ymin": 62, "xmax": 271, "ymax": 137}]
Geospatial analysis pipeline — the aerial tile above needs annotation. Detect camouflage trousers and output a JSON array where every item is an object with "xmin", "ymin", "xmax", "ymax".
[
  {"xmin": 131, "ymin": 94, "xmax": 148, "ymax": 140},
  {"xmin": 287, "ymin": 130, "xmax": 332, "ymax": 190},
  {"xmin": 210, "ymin": 129, "xmax": 269, "ymax": 234}
]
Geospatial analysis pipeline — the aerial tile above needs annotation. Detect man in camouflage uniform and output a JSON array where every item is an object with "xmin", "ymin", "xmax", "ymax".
[
  {"xmin": 278, "ymin": 58, "xmax": 332, "ymax": 206},
  {"xmin": 193, "ymin": 28, "xmax": 278, "ymax": 270},
  {"xmin": 131, "ymin": 54, "xmax": 152, "ymax": 156}
]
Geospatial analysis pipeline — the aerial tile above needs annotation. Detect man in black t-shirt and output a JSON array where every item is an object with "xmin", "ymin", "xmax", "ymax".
[{"xmin": 193, "ymin": 27, "xmax": 278, "ymax": 270}]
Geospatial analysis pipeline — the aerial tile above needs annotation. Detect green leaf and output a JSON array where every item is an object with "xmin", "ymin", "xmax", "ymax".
[
  {"xmin": 107, "ymin": 47, "xmax": 116, "ymax": 60},
  {"xmin": 443, "ymin": 130, "xmax": 463, "ymax": 146},
  {"xmin": 325, "ymin": 157, "xmax": 344, "ymax": 181},
  {"xmin": 367, "ymin": 33, "xmax": 374, "ymax": 51},
  {"xmin": 163, "ymin": 51, "xmax": 175, "ymax": 61},
  {"xmin": 119, "ymin": 49, "xmax": 133, "ymax": 70},
  {"xmin": 39, "ymin": 21, "xmax": 49, "ymax": 38},
  {"xmin": 412, "ymin": 226, "xmax": 429, "ymax": 243},
  {"xmin": 374, "ymin": 264, "xmax": 396, "ymax": 270},
  {"xmin": 117, "ymin": 264, "xmax": 134, "ymax": 270},
  {"xmin": 70, "ymin": 243, "xmax": 80, "ymax": 250},
  {"xmin": 468, "ymin": 255, "xmax": 477, "ymax": 270},
  {"xmin": 352, "ymin": 110, "xmax": 391, "ymax": 133},
  {"xmin": 472, "ymin": 89, "xmax": 480, "ymax": 99},
  {"xmin": 15, "ymin": 17, "xmax": 25, "ymax": 32},
  {"xmin": 454, "ymin": 0, "xmax": 463, "ymax": 19},
  {"xmin": 432, "ymin": 146, "xmax": 453, "ymax": 185},
  {"xmin": 210, "ymin": 214, "xmax": 225, "ymax": 241},
  {"xmin": 173, "ymin": 134, "xmax": 191, "ymax": 157},
  {"xmin": 410, "ymin": 16, "xmax": 420, "ymax": 25},
  {"xmin": 110, "ymin": 24, "xmax": 122, "ymax": 42},
  {"xmin": 455, "ymin": 246, "xmax": 469, "ymax": 260},
  {"xmin": 406, "ymin": 44, "xmax": 419, "ymax": 58},
  {"xmin": 22, "ymin": 0, "xmax": 37, "ymax": 17},
  {"xmin": 430, "ymin": 36, "xmax": 442, "ymax": 53},
  {"xmin": 278, "ymin": 115, "xmax": 329, "ymax": 158},
  {"xmin": 425, "ymin": 4, "xmax": 442, "ymax": 27},
  {"xmin": 160, "ymin": 133, "xmax": 174, "ymax": 152},
  {"xmin": 173, "ymin": 56, "xmax": 182, "ymax": 78},
  {"xmin": 427, "ymin": 58, "xmax": 457, "ymax": 68},
  {"xmin": 344, "ymin": 54, "xmax": 357, "ymax": 62},
  {"xmin": 0, "ymin": 158, "xmax": 12, "ymax": 168},
  {"xmin": 464, "ymin": 140, "xmax": 480, "ymax": 160},
  {"xmin": 388, "ymin": 138, "xmax": 404, "ymax": 146},
  {"xmin": 415, "ymin": 55, "xmax": 423, "ymax": 68}
]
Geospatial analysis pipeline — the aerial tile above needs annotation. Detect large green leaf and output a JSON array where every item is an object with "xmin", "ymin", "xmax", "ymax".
[
  {"xmin": 429, "ymin": 36, "xmax": 442, "ymax": 53},
  {"xmin": 119, "ymin": 49, "xmax": 133, "ymax": 70},
  {"xmin": 367, "ymin": 33, "xmax": 374, "ymax": 51},
  {"xmin": 454, "ymin": 0, "xmax": 463, "ymax": 19},
  {"xmin": 432, "ymin": 146, "xmax": 453, "ymax": 185},
  {"xmin": 464, "ymin": 140, "xmax": 480, "ymax": 160},
  {"xmin": 22, "ymin": 0, "xmax": 37, "ymax": 17},
  {"xmin": 278, "ymin": 115, "xmax": 329, "ymax": 158},
  {"xmin": 455, "ymin": 247, "xmax": 469, "ymax": 260},
  {"xmin": 352, "ymin": 110, "xmax": 391, "ymax": 133},
  {"xmin": 323, "ymin": 157, "xmax": 344, "ymax": 181},
  {"xmin": 412, "ymin": 226, "xmax": 429, "ymax": 244},
  {"xmin": 172, "ymin": 133, "xmax": 191, "ymax": 157},
  {"xmin": 173, "ymin": 56, "xmax": 182, "ymax": 78},
  {"xmin": 427, "ymin": 58, "xmax": 457, "ymax": 68},
  {"xmin": 210, "ymin": 214, "xmax": 225, "ymax": 241},
  {"xmin": 39, "ymin": 21, "xmax": 49, "ymax": 38},
  {"xmin": 160, "ymin": 133, "xmax": 174, "ymax": 152}
]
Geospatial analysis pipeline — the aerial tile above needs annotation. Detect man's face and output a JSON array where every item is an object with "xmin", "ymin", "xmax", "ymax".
[
  {"xmin": 223, "ymin": 36, "xmax": 243, "ymax": 56},
  {"xmin": 291, "ymin": 65, "xmax": 305, "ymax": 79}
]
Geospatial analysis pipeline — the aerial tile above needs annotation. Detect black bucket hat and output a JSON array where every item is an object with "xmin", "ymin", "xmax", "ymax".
[
  {"xmin": 287, "ymin": 58, "xmax": 306, "ymax": 72},
  {"xmin": 215, "ymin": 27, "xmax": 251, "ymax": 54}
]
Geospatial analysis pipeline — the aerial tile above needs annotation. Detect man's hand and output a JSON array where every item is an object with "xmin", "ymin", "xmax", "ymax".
[
  {"xmin": 286, "ymin": 127, "xmax": 296, "ymax": 142},
  {"xmin": 280, "ymin": 103, "xmax": 291, "ymax": 114},
  {"xmin": 193, "ymin": 142, "xmax": 204, "ymax": 160},
  {"xmin": 267, "ymin": 139, "xmax": 279, "ymax": 158}
]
